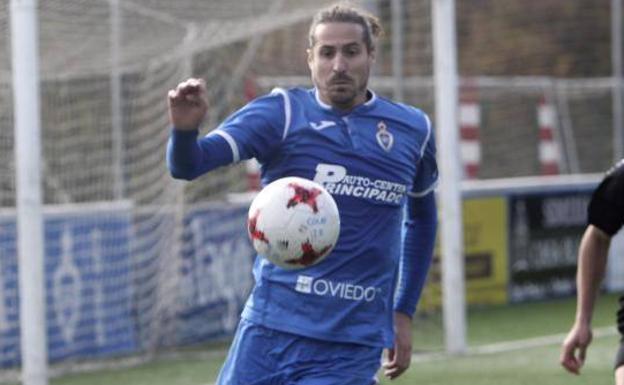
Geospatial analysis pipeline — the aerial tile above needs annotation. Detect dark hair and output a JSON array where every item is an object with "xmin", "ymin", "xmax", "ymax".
[{"xmin": 308, "ymin": 3, "xmax": 383, "ymax": 53}]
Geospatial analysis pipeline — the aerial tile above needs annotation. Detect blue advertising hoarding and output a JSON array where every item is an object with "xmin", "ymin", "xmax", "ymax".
[
  {"xmin": 176, "ymin": 203, "xmax": 255, "ymax": 345},
  {"xmin": 0, "ymin": 203, "xmax": 136, "ymax": 367},
  {"xmin": 508, "ymin": 190, "xmax": 593, "ymax": 302},
  {"xmin": 0, "ymin": 201, "xmax": 256, "ymax": 367}
]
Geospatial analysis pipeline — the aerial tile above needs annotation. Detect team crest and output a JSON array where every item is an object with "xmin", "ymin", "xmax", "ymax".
[{"xmin": 376, "ymin": 121, "xmax": 393, "ymax": 152}]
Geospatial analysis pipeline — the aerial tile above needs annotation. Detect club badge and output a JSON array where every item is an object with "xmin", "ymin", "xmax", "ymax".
[{"xmin": 376, "ymin": 121, "xmax": 393, "ymax": 152}]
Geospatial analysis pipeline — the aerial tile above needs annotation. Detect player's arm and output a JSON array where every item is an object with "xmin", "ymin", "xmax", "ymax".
[
  {"xmin": 384, "ymin": 113, "xmax": 438, "ymax": 380},
  {"xmin": 384, "ymin": 192, "xmax": 437, "ymax": 380},
  {"xmin": 575, "ymin": 225, "xmax": 611, "ymax": 329},
  {"xmin": 166, "ymin": 79, "xmax": 286, "ymax": 180},
  {"xmin": 394, "ymin": 192, "xmax": 437, "ymax": 316},
  {"xmin": 166, "ymin": 128, "xmax": 238, "ymax": 180},
  {"xmin": 166, "ymin": 78, "xmax": 222, "ymax": 180},
  {"xmin": 168, "ymin": 78, "xmax": 208, "ymax": 132},
  {"xmin": 561, "ymin": 168, "xmax": 624, "ymax": 374},
  {"xmin": 392, "ymin": 112, "xmax": 438, "ymax": 318},
  {"xmin": 560, "ymin": 225, "xmax": 610, "ymax": 374}
]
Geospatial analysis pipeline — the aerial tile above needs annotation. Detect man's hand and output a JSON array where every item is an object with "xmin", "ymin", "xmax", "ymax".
[
  {"xmin": 383, "ymin": 312, "xmax": 413, "ymax": 380},
  {"xmin": 167, "ymin": 78, "xmax": 208, "ymax": 131},
  {"xmin": 560, "ymin": 322, "xmax": 593, "ymax": 375}
]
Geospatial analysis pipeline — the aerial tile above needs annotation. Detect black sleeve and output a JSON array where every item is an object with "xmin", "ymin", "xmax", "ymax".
[{"xmin": 588, "ymin": 160, "xmax": 624, "ymax": 236}]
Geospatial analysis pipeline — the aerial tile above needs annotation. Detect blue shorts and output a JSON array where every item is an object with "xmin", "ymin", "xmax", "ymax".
[{"xmin": 216, "ymin": 318, "xmax": 382, "ymax": 385}]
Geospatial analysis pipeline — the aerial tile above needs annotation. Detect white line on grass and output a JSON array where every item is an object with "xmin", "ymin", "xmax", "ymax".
[{"xmin": 411, "ymin": 325, "xmax": 618, "ymax": 363}]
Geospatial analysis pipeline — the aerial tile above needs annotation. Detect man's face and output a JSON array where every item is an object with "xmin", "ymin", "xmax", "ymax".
[{"xmin": 308, "ymin": 22, "xmax": 375, "ymax": 110}]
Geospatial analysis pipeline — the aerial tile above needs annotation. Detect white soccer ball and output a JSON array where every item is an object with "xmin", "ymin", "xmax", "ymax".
[{"xmin": 247, "ymin": 176, "xmax": 340, "ymax": 269}]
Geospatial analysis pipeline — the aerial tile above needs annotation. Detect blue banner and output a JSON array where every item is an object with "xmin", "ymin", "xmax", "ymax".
[
  {"xmin": 0, "ymin": 204, "xmax": 136, "ymax": 367},
  {"xmin": 0, "ymin": 202, "xmax": 256, "ymax": 367},
  {"xmin": 176, "ymin": 203, "xmax": 255, "ymax": 345}
]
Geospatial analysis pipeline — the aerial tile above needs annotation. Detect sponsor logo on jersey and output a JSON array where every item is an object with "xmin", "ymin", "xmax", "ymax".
[
  {"xmin": 376, "ymin": 121, "xmax": 394, "ymax": 151},
  {"xmin": 310, "ymin": 120, "xmax": 337, "ymax": 131},
  {"xmin": 313, "ymin": 163, "xmax": 407, "ymax": 205},
  {"xmin": 295, "ymin": 275, "xmax": 379, "ymax": 302}
]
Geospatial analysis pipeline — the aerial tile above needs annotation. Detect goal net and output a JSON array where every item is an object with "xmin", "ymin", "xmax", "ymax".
[
  {"xmin": 0, "ymin": 0, "xmax": 619, "ymax": 377},
  {"xmin": 0, "ymin": 0, "xmax": 338, "ymax": 375}
]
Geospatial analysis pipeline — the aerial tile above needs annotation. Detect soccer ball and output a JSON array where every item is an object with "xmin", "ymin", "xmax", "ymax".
[{"xmin": 247, "ymin": 176, "xmax": 340, "ymax": 269}]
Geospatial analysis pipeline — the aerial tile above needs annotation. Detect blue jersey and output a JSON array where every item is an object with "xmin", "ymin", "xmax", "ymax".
[{"xmin": 169, "ymin": 87, "xmax": 437, "ymax": 347}]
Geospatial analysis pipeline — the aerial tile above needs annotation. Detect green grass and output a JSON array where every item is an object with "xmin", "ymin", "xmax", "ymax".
[
  {"xmin": 50, "ymin": 356, "xmax": 226, "ymax": 385},
  {"xmin": 5, "ymin": 292, "xmax": 618, "ymax": 385},
  {"xmin": 413, "ymin": 291, "xmax": 619, "ymax": 350},
  {"xmin": 376, "ymin": 292, "xmax": 619, "ymax": 384},
  {"xmin": 378, "ymin": 335, "xmax": 615, "ymax": 385}
]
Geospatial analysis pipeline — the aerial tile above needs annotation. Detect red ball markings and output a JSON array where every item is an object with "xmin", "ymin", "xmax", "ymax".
[
  {"xmin": 247, "ymin": 210, "xmax": 269, "ymax": 243},
  {"xmin": 283, "ymin": 183, "xmax": 332, "ymax": 266},
  {"xmin": 286, "ymin": 183, "xmax": 321, "ymax": 213}
]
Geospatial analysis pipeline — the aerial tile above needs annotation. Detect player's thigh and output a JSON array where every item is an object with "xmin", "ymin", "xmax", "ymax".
[
  {"xmin": 218, "ymin": 320, "xmax": 382, "ymax": 385},
  {"xmin": 216, "ymin": 319, "xmax": 281, "ymax": 385},
  {"xmin": 287, "ymin": 338, "xmax": 382, "ymax": 385}
]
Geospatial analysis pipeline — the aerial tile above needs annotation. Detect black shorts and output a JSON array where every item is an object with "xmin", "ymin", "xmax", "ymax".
[{"xmin": 615, "ymin": 296, "xmax": 624, "ymax": 369}]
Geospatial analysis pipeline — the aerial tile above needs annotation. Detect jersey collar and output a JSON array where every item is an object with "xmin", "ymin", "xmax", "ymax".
[{"xmin": 313, "ymin": 88, "xmax": 377, "ymax": 115}]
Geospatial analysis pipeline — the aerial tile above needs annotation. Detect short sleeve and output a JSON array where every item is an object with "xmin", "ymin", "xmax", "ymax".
[
  {"xmin": 206, "ymin": 88, "xmax": 290, "ymax": 164},
  {"xmin": 588, "ymin": 162, "xmax": 624, "ymax": 236}
]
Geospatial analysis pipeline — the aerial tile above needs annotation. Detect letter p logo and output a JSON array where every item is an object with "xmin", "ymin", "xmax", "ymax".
[{"xmin": 313, "ymin": 164, "xmax": 347, "ymax": 185}]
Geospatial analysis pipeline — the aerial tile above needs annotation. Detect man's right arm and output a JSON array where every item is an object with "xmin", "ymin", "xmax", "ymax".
[
  {"xmin": 168, "ymin": 78, "xmax": 208, "ymax": 131},
  {"xmin": 575, "ymin": 225, "xmax": 611, "ymax": 330},
  {"xmin": 166, "ymin": 79, "xmax": 287, "ymax": 181},
  {"xmin": 167, "ymin": 128, "xmax": 236, "ymax": 180},
  {"xmin": 167, "ymin": 78, "xmax": 213, "ymax": 180}
]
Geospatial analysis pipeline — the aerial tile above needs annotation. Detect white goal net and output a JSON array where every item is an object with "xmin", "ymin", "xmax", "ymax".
[{"xmin": 0, "ymin": 0, "xmax": 338, "ymax": 375}]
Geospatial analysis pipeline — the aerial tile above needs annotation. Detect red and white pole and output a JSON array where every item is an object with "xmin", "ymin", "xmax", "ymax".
[
  {"xmin": 459, "ymin": 85, "xmax": 481, "ymax": 179},
  {"xmin": 537, "ymin": 96, "xmax": 561, "ymax": 175}
]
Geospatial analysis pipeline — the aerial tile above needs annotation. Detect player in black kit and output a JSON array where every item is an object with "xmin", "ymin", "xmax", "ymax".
[{"xmin": 560, "ymin": 160, "xmax": 624, "ymax": 383}]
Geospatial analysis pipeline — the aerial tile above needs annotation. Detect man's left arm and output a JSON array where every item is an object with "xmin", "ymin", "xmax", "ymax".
[{"xmin": 384, "ymin": 192, "xmax": 437, "ymax": 379}]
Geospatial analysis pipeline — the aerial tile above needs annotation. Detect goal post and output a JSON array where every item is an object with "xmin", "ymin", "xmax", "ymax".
[
  {"xmin": 432, "ymin": 0, "xmax": 467, "ymax": 354},
  {"xmin": 10, "ymin": 1, "xmax": 49, "ymax": 385}
]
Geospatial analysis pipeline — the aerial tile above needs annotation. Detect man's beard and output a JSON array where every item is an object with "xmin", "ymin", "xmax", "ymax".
[
  {"xmin": 328, "ymin": 85, "xmax": 356, "ymax": 105},
  {"xmin": 327, "ymin": 81, "xmax": 367, "ymax": 108}
]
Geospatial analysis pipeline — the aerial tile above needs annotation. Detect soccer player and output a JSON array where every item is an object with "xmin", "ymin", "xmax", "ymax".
[
  {"xmin": 560, "ymin": 159, "xmax": 624, "ymax": 383},
  {"xmin": 167, "ymin": 4, "xmax": 437, "ymax": 384}
]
